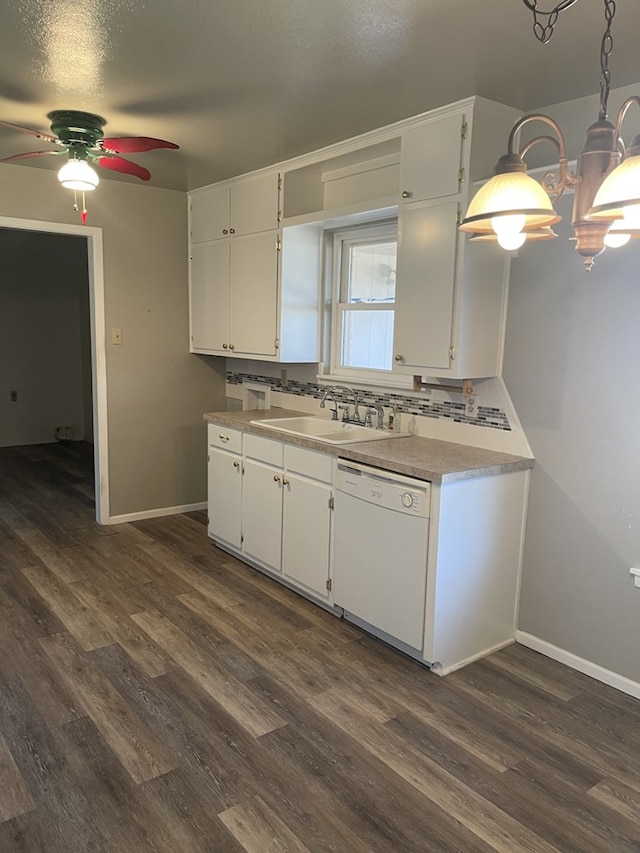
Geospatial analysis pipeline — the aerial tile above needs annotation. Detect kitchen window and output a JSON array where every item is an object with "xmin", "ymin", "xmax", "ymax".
[{"xmin": 328, "ymin": 221, "xmax": 397, "ymax": 382}]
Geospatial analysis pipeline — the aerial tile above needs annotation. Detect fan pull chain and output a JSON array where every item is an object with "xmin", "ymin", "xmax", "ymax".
[{"xmin": 71, "ymin": 190, "xmax": 88, "ymax": 224}]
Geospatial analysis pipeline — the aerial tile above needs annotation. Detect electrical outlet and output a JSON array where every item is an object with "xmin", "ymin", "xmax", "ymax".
[
  {"xmin": 464, "ymin": 394, "xmax": 478, "ymax": 418},
  {"xmin": 10, "ymin": 390, "xmax": 18, "ymax": 402},
  {"xmin": 631, "ymin": 567, "xmax": 640, "ymax": 588},
  {"xmin": 112, "ymin": 327, "xmax": 123, "ymax": 345}
]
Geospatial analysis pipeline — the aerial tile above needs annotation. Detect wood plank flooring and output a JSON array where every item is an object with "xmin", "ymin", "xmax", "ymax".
[{"xmin": 1, "ymin": 440, "xmax": 639, "ymax": 852}]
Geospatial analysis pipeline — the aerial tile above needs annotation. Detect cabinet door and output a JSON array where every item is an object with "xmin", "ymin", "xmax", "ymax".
[
  {"xmin": 242, "ymin": 459, "xmax": 283, "ymax": 571},
  {"xmin": 400, "ymin": 114, "xmax": 465, "ymax": 203},
  {"xmin": 190, "ymin": 241, "xmax": 230, "ymax": 352},
  {"xmin": 208, "ymin": 447, "xmax": 242, "ymax": 548},
  {"xmin": 282, "ymin": 475, "xmax": 332, "ymax": 598},
  {"xmin": 191, "ymin": 185, "xmax": 230, "ymax": 242},
  {"xmin": 231, "ymin": 172, "xmax": 280, "ymax": 236},
  {"xmin": 229, "ymin": 232, "xmax": 279, "ymax": 357},
  {"xmin": 393, "ymin": 200, "xmax": 459, "ymax": 372}
]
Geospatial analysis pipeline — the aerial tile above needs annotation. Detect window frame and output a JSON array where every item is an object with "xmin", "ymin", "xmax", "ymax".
[{"xmin": 326, "ymin": 220, "xmax": 401, "ymax": 385}]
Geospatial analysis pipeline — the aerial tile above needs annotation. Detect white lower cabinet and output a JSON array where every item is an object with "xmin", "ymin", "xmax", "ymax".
[
  {"xmin": 242, "ymin": 457, "xmax": 284, "ymax": 570},
  {"xmin": 281, "ymin": 470, "xmax": 332, "ymax": 599},
  {"xmin": 208, "ymin": 426, "xmax": 333, "ymax": 602},
  {"xmin": 207, "ymin": 425, "xmax": 243, "ymax": 548}
]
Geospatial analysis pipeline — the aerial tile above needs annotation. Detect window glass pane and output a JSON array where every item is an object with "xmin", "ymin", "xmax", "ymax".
[
  {"xmin": 346, "ymin": 241, "xmax": 396, "ymax": 304},
  {"xmin": 340, "ymin": 310, "xmax": 394, "ymax": 370}
]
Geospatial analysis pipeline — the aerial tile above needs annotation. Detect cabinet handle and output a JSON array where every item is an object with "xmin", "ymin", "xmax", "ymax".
[
  {"xmin": 218, "ymin": 434, "xmax": 230, "ymax": 442},
  {"xmin": 222, "ymin": 229, "xmax": 228, "ymax": 235},
  {"xmin": 394, "ymin": 354, "xmax": 405, "ymax": 363},
  {"xmin": 273, "ymin": 475, "xmax": 281, "ymax": 483},
  {"xmin": 229, "ymin": 228, "xmax": 235, "ymax": 234},
  {"xmin": 401, "ymin": 190, "xmax": 412, "ymax": 199},
  {"xmin": 233, "ymin": 460, "xmax": 240, "ymax": 469}
]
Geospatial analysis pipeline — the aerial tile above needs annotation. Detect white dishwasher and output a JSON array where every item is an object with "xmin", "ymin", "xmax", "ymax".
[{"xmin": 333, "ymin": 460, "xmax": 431, "ymax": 653}]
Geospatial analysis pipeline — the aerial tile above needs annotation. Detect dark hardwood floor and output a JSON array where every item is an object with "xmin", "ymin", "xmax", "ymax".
[{"xmin": 1, "ymin": 441, "xmax": 639, "ymax": 852}]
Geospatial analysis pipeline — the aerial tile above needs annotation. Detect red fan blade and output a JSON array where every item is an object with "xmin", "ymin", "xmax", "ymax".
[
  {"xmin": 0, "ymin": 150, "xmax": 62, "ymax": 163},
  {"xmin": 101, "ymin": 136, "xmax": 179, "ymax": 154},
  {"xmin": 0, "ymin": 119, "xmax": 58, "ymax": 144},
  {"xmin": 97, "ymin": 155, "xmax": 151, "ymax": 181}
]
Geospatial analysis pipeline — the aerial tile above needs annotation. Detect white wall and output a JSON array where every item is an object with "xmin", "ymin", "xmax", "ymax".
[
  {"xmin": 0, "ymin": 229, "xmax": 91, "ymax": 446},
  {"xmin": 503, "ymin": 85, "xmax": 640, "ymax": 682},
  {"xmin": 0, "ymin": 162, "xmax": 226, "ymax": 518}
]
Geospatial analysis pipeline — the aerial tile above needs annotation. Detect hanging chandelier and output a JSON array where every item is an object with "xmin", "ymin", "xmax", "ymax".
[{"xmin": 459, "ymin": 0, "xmax": 640, "ymax": 270}]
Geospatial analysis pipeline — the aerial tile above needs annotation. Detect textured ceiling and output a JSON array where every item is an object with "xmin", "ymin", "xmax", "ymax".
[{"xmin": 0, "ymin": 0, "xmax": 639, "ymax": 191}]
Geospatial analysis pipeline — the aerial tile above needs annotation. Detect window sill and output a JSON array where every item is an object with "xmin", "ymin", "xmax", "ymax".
[{"xmin": 316, "ymin": 371, "xmax": 414, "ymax": 393}]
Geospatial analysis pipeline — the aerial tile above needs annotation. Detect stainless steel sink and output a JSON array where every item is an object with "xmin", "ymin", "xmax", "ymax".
[{"xmin": 250, "ymin": 416, "xmax": 409, "ymax": 445}]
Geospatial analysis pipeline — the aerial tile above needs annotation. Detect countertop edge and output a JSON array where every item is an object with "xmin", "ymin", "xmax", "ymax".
[{"xmin": 204, "ymin": 410, "xmax": 534, "ymax": 483}]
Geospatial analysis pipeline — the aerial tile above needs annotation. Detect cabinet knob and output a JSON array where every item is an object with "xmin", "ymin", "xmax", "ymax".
[
  {"xmin": 273, "ymin": 475, "xmax": 281, "ymax": 483},
  {"xmin": 222, "ymin": 229, "xmax": 228, "ymax": 235},
  {"xmin": 223, "ymin": 343, "xmax": 228, "ymax": 349},
  {"xmin": 401, "ymin": 190, "xmax": 412, "ymax": 199},
  {"xmin": 229, "ymin": 344, "xmax": 235, "ymax": 351},
  {"xmin": 283, "ymin": 478, "xmax": 290, "ymax": 486},
  {"xmin": 233, "ymin": 460, "xmax": 240, "ymax": 469},
  {"xmin": 394, "ymin": 354, "xmax": 405, "ymax": 363},
  {"xmin": 229, "ymin": 228, "xmax": 235, "ymax": 234}
]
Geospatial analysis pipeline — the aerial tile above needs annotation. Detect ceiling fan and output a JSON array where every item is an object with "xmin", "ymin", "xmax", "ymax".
[
  {"xmin": 0, "ymin": 109, "xmax": 179, "ymax": 182},
  {"xmin": 0, "ymin": 109, "xmax": 179, "ymax": 222}
]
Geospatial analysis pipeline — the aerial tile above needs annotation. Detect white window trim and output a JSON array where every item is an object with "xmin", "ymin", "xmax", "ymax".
[{"xmin": 324, "ymin": 219, "xmax": 407, "ymax": 388}]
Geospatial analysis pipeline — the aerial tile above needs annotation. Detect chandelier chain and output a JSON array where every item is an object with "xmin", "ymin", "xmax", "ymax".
[
  {"xmin": 599, "ymin": 0, "xmax": 616, "ymax": 120},
  {"xmin": 521, "ymin": 0, "xmax": 580, "ymax": 44}
]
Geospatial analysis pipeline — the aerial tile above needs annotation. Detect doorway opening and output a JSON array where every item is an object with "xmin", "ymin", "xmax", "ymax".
[{"xmin": 0, "ymin": 215, "xmax": 108, "ymax": 523}]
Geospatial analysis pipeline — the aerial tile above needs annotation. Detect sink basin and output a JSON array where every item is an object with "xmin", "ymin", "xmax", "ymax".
[{"xmin": 250, "ymin": 416, "xmax": 409, "ymax": 445}]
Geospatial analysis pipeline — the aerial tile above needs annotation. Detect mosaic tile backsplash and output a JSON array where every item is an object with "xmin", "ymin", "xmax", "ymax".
[{"xmin": 227, "ymin": 372, "xmax": 512, "ymax": 432}]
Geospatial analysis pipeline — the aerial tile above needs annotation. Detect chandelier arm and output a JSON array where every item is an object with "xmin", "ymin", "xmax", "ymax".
[
  {"xmin": 613, "ymin": 96, "xmax": 640, "ymax": 147},
  {"xmin": 507, "ymin": 113, "xmax": 578, "ymax": 192},
  {"xmin": 518, "ymin": 134, "xmax": 560, "ymax": 160}
]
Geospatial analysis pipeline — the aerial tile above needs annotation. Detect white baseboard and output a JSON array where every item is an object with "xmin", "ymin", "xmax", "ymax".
[
  {"xmin": 108, "ymin": 501, "xmax": 207, "ymax": 525},
  {"xmin": 516, "ymin": 631, "xmax": 640, "ymax": 700}
]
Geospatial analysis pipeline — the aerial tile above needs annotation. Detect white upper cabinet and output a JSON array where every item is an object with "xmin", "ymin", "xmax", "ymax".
[
  {"xmin": 399, "ymin": 112, "xmax": 465, "ymax": 203},
  {"xmin": 393, "ymin": 100, "xmax": 522, "ymax": 379},
  {"xmin": 189, "ymin": 168, "xmax": 321, "ymax": 362},
  {"xmin": 394, "ymin": 199, "xmax": 459, "ymax": 372},
  {"xmin": 191, "ymin": 172, "xmax": 280, "ymax": 242}
]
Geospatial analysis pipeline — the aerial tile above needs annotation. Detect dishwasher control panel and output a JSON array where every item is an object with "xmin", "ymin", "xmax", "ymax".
[{"xmin": 336, "ymin": 462, "xmax": 430, "ymax": 517}]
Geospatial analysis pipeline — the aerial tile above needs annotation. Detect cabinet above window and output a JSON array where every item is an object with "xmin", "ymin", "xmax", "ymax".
[{"xmin": 188, "ymin": 96, "xmax": 523, "ymax": 377}]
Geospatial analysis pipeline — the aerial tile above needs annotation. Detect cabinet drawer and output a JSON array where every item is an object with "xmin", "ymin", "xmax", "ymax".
[
  {"xmin": 208, "ymin": 423, "xmax": 243, "ymax": 454},
  {"xmin": 244, "ymin": 433, "xmax": 284, "ymax": 466},
  {"xmin": 284, "ymin": 445, "xmax": 333, "ymax": 483}
]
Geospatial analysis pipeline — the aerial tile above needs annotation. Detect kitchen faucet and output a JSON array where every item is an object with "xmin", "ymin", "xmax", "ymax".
[
  {"xmin": 364, "ymin": 405, "xmax": 385, "ymax": 430},
  {"xmin": 319, "ymin": 385, "xmax": 361, "ymax": 423}
]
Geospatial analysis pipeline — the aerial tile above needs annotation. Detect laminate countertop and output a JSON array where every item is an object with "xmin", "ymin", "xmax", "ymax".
[{"xmin": 204, "ymin": 409, "xmax": 533, "ymax": 484}]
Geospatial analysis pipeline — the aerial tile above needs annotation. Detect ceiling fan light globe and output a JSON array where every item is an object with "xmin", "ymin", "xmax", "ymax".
[{"xmin": 58, "ymin": 159, "xmax": 100, "ymax": 191}]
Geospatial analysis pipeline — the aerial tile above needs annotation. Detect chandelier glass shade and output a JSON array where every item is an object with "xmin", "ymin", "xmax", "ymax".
[{"xmin": 586, "ymin": 137, "xmax": 640, "ymax": 225}]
